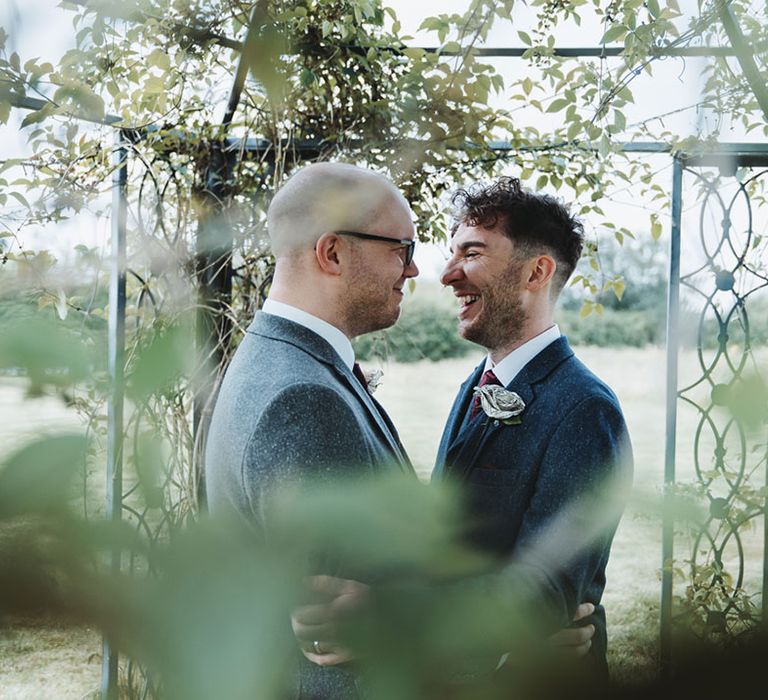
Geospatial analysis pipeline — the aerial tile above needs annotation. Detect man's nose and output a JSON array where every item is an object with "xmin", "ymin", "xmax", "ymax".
[
  {"xmin": 404, "ymin": 258, "xmax": 419, "ymax": 278},
  {"xmin": 440, "ymin": 258, "xmax": 460, "ymax": 286}
]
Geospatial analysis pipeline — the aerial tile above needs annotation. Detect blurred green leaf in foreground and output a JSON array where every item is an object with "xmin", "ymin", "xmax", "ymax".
[
  {"xmin": 3, "ymin": 436, "xmax": 767, "ymax": 699},
  {"xmin": 0, "ymin": 316, "xmax": 94, "ymax": 395}
]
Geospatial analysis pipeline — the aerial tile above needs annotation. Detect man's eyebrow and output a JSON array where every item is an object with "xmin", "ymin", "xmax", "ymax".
[{"xmin": 449, "ymin": 240, "xmax": 487, "ymax": 254}]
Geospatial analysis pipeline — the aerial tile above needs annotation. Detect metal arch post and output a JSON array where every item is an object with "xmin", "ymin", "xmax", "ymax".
[
  {"xmin": 101, "ymin": 129, "xmax": 128, "ymax": 700},
  {"xmin": 660, "ymin": 154, "xmax": 683, "ymax": 676}
]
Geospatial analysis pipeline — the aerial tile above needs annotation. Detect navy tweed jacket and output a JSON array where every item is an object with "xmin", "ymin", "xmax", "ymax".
[{"xmin": 432, "ymin": 336, "xmax": 633, "ymax": 673}]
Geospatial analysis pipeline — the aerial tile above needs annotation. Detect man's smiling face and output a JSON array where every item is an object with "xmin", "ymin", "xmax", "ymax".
[
  {"xmin": 343, "ymin": 196, "xmax": 419, "ymax": 337},
  {"xmin": 440, "ymin": 222, "xmax": 528, "ymax": 353}
]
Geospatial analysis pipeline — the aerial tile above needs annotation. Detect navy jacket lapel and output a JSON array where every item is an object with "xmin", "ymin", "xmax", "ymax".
[
  {"xmin": 432, "ymin": 363, "xmax": 483, "ymax": 480},
  {"xmin": 440, "ymin": 337, "xmax": 575, "ymax": 481}
]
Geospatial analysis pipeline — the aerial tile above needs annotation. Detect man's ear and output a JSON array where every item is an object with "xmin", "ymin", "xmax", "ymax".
[
  {"xmin": 314, "ymin": 232, "xmax": 343, "ymax": 275},
  {"xmin": 524, "ymin": 254, "xmax": 557, "ymax": 291}
]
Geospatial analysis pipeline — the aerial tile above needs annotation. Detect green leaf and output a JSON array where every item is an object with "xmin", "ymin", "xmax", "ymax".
[
  {"xmin": 148, "ymin": 49, "xmax": 171, "ymax": 72},
  {"xmin": 598, "ymin": 133, "xmax": 611, "ymax": 158},
  {"xmin": 651, "ymin": 215, "xmax": 663, "ymax": 241},
  {"xmin": 144, "ymin": 76, "xmax": 165, "ymax": 94},
  {"xmin": 134, "ymin": 432, "xmax": 166, "ymax": 509},
  {"xmin": 128, "ymin": 322, "xmax": 195, "ymax": 402},
  {"xmin": 300, "ymin": 68, "xmax": 316, "ymax": 87},
  {"xmin": 0, "ymin": 316, "xmax": 92, "ymax": 390},
  {"xmin": 566, "ymin": 119, "xmax": 581, "ymax": 142},
  {"xmin": 600, "ymin": 25, "xmax": 627, "ymax": 44},
  {"xmin": 546, "ymin": 98, "xmax": 569, "ymax": 113},
  {"xmin": 53, "ymin": 84, "xmax": 105, "ymax": 121},
  {"xmin": 617, "ymin": 86, "xmax": 634, "ymax": 104},
  {"xmin": 403, "ymin": 48, "xmax": 425, "ymax": 61},
  {"xmin": 8, "ymin": 191, "xmax": 30, "ymax": 210},
  {"xmin": 20, "ymin": 108, "xmax": 51, "ymax": 129},
  {"xmin": 522, "ymin": 77, "xmax": 533, "ymax": 95},
  {"xmin": 106, "ymin": 80, "xmax": 121, "ymax": 98},
  {"xmin": 0, "ymin": 435, "xmax": 88, "ymax": 518},
  {"xmin": 518, "ymin": 31, "xmax": 532, "ymax": 46}
]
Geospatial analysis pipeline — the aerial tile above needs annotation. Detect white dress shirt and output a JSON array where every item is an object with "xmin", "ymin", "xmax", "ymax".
[
  {"xmin": 483, "ymin": 324, "xmax": 561, "ymax": 386},
  {"xmin": 262, "ymin": 299, "xmax": 355, "ymax": 370}
]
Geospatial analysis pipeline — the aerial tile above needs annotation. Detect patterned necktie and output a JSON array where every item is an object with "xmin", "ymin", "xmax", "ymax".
[{"xmin": 469, "ymin": 369, "xmax": 501, "ymax": 420}]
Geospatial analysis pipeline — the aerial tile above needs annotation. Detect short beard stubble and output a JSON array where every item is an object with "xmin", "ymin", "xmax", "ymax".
[{"xmin": 460, "ymin": 257, "xmax": 527, "ymax": 354}]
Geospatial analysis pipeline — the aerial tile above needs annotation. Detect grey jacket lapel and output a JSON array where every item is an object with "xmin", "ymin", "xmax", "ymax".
[
  {"xmin": 330, "ymin": 363, "xmax": 411, "ymax": 469},
  {"xmin": 445, "ymin": 337, "xmax": 574, "ymax": 480},
  {"xmin": 249, "ymin": 312, "xmax": 411, "ymax": 472}
]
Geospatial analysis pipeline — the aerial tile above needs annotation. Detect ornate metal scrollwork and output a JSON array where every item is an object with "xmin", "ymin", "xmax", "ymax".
[{"xmin": 672, "ymin": 161, "xmax": 768, "ymax": 642}]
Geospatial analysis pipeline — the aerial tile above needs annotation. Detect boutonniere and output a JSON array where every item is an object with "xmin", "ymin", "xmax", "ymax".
[
  {"xmin": 363, "ymin": 368, "xmax": 384, "ymax": 394},
  {"xmin": 473, "ymin": 385, "xmax": 526, "ymax": 425}
]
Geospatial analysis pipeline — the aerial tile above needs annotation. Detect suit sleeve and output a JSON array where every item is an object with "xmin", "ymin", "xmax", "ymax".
[
  {"xmin": 502, "ymin": 393, "xmax": 633, "ymax": 629},
  {"xmin": 239, "ymin": 382, "xmax": 375, "ymax": 532}
]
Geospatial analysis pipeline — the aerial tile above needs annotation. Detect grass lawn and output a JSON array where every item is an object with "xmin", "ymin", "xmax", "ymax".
[{"xmin": 1, "ymin": 343, "xmax": 764, "ymax": 695}]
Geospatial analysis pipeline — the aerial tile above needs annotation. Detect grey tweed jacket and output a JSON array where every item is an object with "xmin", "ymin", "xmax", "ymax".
[{"xmin": 205, "ymin": 311, "xmax": 413, "ymax": 699}]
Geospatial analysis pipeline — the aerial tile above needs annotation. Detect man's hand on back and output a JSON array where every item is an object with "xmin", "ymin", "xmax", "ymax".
[
  {"xmin": 548, "ymin": 602, "xmax": 596, "ymax": 657},
  {"xmin": 291, "ymin": 575, "xmax": 370, "ymax": 667}
]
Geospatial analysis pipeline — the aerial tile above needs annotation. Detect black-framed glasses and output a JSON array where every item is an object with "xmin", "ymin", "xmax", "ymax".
[{"xmin": 336, "ymin": 230, "xmax": 416, "ymax": 266}]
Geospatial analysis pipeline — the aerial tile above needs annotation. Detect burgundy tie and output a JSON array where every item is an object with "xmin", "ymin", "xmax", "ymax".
[
  {"xmin": 352, "ymin": 362, "xmax": 368, "ymax": 388},
  {"xmin": 469, "ymin": 369, "xmax": 501, "ymax": 420}
]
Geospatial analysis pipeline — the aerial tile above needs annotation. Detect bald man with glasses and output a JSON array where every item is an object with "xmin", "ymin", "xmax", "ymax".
[{"xmin": 205, "ymin": 162, "xmax": 419, "ymax": 700}]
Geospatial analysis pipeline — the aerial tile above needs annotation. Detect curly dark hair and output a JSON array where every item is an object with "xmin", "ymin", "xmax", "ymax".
[{"xmin": 450, "ymin": 177, "xmax": 584, "ymax": 294}]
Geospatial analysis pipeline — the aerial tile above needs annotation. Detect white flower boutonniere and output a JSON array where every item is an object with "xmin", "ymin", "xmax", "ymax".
[
  {"xmin": 363, "ymin": 368, "xmax": 384, "ymax": 394},
  {"xmin": 473, "ymin": 385, "xmax": 526, "ymax": 425}
]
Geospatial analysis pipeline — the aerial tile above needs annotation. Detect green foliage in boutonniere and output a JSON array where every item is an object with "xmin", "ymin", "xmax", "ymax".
[{"xmin": 472, "ymin": 385, "xmax": 526, "ymax": 426}]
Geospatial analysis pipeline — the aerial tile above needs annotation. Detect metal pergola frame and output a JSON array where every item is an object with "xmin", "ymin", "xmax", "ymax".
[
  {"xmin": 4, "ymin": 3, "xmax": 768, "ymax": 697},
  {"xmin": 661, "ymin": 144, "xmax": 768, "ymax": 675}
]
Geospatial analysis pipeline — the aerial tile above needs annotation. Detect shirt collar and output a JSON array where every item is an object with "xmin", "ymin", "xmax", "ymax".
[
  {"xmin": 484, "ymin": 324, "xmax": 561, "ymax": 387},
  {"xmin": 262, "ymin": 299, "xmax": 355, "ymax": 370}
]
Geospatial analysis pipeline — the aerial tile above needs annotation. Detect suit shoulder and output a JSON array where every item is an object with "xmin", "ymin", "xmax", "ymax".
[
  {"xmin": 257, "ymin": 380, "xmax": 356, "ymax": 419},
  {"xmin": 550, "ymin": 353, "xmax": 623, "ymax": 411}
]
